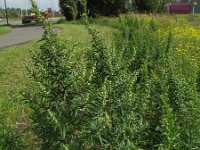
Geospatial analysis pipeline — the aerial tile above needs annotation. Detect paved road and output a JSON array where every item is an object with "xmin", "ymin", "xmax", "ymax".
[
  {"xmin": 0, "ymin": 26, "xmax": 43, "ymax": 48},
  {"xmin": 0, "ymin": 20, "xmax": 22, "ymax": 26},
  {"xmin": 0, "ymin": 17, "xmax": 61, "ymax": 26}
]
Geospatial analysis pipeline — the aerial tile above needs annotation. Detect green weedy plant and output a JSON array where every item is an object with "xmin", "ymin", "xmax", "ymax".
[
  {"xmin": 25, "ymin": 1, "xmax": 200, "ymax": 149},
  {"xmin": 114, "ymin": 16, "xmax": 200, "ymax": 149},
  {"xmin": 80, "ymin": 24, "xmax": 140, "ymax": 149},
  {"xmin": 25, "ymin": 1, "xmax": 87, "ymax": 149},
  {"xmin": 26, "ymin": 1, "xmax": 139, "ymax": 149},
  {"xmin": 0, "ymin": 125, "xmax": 25, "ymax": 150},
  {"xmin": 197, "ymin": 72, "xmax": 200, "ymax": 93}
]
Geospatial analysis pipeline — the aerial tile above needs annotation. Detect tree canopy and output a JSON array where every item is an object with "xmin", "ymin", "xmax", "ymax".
[
  {"xmin": 59, "ymin": 0, "xmax": 127, "ymax": 20},
  {"xmin": 59, "ymin": 0, "xmax": 87, "ymax": 21},
  {"xmin": 59, "ymin": 0, "xmax": 171, "ymax": 20},
  {"xmin": 87, "ymin": 0, "xmax": 127, "ymax": 17},
  {"xmin": 133, "ymin": 0, "xmax": 171, "ymax": 13}
]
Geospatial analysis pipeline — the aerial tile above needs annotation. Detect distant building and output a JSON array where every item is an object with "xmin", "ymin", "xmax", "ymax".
[
  {"xmin": 174, "ymin": 0, "xmax": 200, "ymax": 13},
  {"xmin": 170, "ymin": 2, "xmax": 191, "ymax": 14}
]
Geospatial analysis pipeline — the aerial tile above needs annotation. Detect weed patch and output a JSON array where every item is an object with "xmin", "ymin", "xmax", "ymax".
[{"xmin": 23, "ymin": 1, "xmax": 200, "ymax": 149}]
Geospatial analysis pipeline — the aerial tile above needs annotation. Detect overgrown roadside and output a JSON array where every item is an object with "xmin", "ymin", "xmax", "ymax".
[{"xmin": 0, "ymin": 22, "xmax": 116, "ymax": 149}]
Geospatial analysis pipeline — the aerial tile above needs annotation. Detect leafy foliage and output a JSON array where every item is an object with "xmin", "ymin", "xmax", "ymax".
[
  {"xmin": 0, "ymin": 8, "xmax": 21, "ymax": 18},
  {"xmin": 197, "ymin": 72, "xmax": 200, "ymax": 93},
  {"xmin": 0, "ymin": 126, "xmax": 25, "ymax": 150},
  {"xmin": 133, "ymin": 0, "xmax": 171, "ymax": 13},
  {"xmin": 24, "ymin": 1, "xmax": 200, "ymax": 149},
  {"xmin": 59, "ymin": 0, "xmax": 87, "ymax": 21},
  {"xmin": 87, "ymin": 0, "xmax": 127, "ymax": 17},
  {"xmin": 59, "ymin": 0, "xmax": 127, "ymax": 20}
]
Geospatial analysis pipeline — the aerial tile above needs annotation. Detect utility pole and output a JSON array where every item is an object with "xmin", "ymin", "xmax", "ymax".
[
  {"xmin": 191, "ymin": 1, "xmax": 198, "ymax": 14},
  {"xmin": 4, "ymin": 0, "xmax": 9, "ymax": 25},
  {"xmin": 25, "ymin": 0, "xmax": 28, "ymax": 15},
  {"xmin": 51, "ymin": 0, "xmax": 54, "ymax": 17},
  {"xmin": 21, "ymin": 8, "xmax": 23, "ymax": 17}
]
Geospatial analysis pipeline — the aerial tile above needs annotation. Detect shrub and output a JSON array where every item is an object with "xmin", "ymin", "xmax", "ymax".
[
  {"xmin": 25, "ymin": 2, "xmax": 138, "ymax": 149},
  {"xmin": 59, "ymin": 0, "xmax": 87, "ymax": 21},
  {"xmin": 25, "ymin": 1, "xmax": 200, "ymax": 149}
]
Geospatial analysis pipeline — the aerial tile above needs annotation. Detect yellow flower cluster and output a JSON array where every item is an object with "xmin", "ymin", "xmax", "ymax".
[
  {"xmin": 130, "ymin": 14, "xmax": 200, "ymax": 72},
  {"xmin": 173, "ymin": 25, "xmax": 200, "ymax": 40},
  {"xmin": 154, "ymin": 21, "xmax": 200, "ymax": 63}
]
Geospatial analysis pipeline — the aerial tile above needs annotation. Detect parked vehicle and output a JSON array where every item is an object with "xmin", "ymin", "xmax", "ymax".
[{"xmin": 22, "ymin": 12, "xmax": 48, "ymax": 24}]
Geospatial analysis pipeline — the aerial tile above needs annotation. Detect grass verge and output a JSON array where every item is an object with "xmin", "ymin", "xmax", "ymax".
[{"xmin": 0, "ymin": 26, "xmax": 12, "ymax": 35}]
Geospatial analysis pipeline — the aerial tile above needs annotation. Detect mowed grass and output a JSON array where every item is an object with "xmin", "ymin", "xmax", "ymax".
[
  {"xmin": 0, "ymin": 26, "xmax": 12, "ymax": 35},
  {"xmin": 0, "ymin": 23, "xmax": 115, "ymax": 148},
  {"xmin": 0, "ymin": 43, "xmax": 33, "ymax": 123},
  {"xmin": 56, "ymin": 23, "xmax": 114, "ymax": 46}
]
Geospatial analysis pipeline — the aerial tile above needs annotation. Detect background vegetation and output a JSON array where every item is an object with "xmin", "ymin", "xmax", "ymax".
[
  {"xmin": 59, "ymin": 0, "xmax": 173, "ymax": 20},
  {"xmin": 133, "ymin": 0, "xmax": 172, "ymax": 13},
  {"xmin": 0, "ymin": 8, "xmax": 29, "ymax": 19}
]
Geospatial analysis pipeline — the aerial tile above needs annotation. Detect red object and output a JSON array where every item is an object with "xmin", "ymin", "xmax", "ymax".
[
  {"xmin": 22, "ymin": 12, "xmax": 48, "ymax": 24},
  {"xmin": 48, "ymin": 8, "xmax": 52, "ymax": 14},
  {"xmin": 170, "ymin": 2, "xmax": 192, "ymax": 14},
  {"xmin": 42, "ymin": 11, "xmax": 49, "ymax": 18}
]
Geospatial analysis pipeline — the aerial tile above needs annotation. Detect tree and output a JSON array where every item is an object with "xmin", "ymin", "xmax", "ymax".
[
  {"xmin": 59, "ymin": 0, "xmax": 87, "ymax": 21},
  {"xmin": 59, "ymin": 0, "xmax": 127, "ymax": 20},
  {"xmin": 133, "ymin": 0, "xmax": 171, "ymax": 13},
  {"xmin": 87, "ymin": 0, "xmax": 127, "ymax": 17}
]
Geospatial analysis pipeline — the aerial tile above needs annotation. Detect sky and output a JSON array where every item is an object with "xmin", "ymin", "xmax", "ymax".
[{"xmin": 0, "ymin": 0, "xmax": 59, "ymax": 11}]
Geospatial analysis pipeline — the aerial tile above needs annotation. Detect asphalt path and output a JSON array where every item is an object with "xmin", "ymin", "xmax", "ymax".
[
  {"xmin": 0, "ymin": 26, "xmax": 43, "ymax": 49},
  {"xmin": 0, "ymin": 20, "xmax": 22, "ymax": 26}
]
